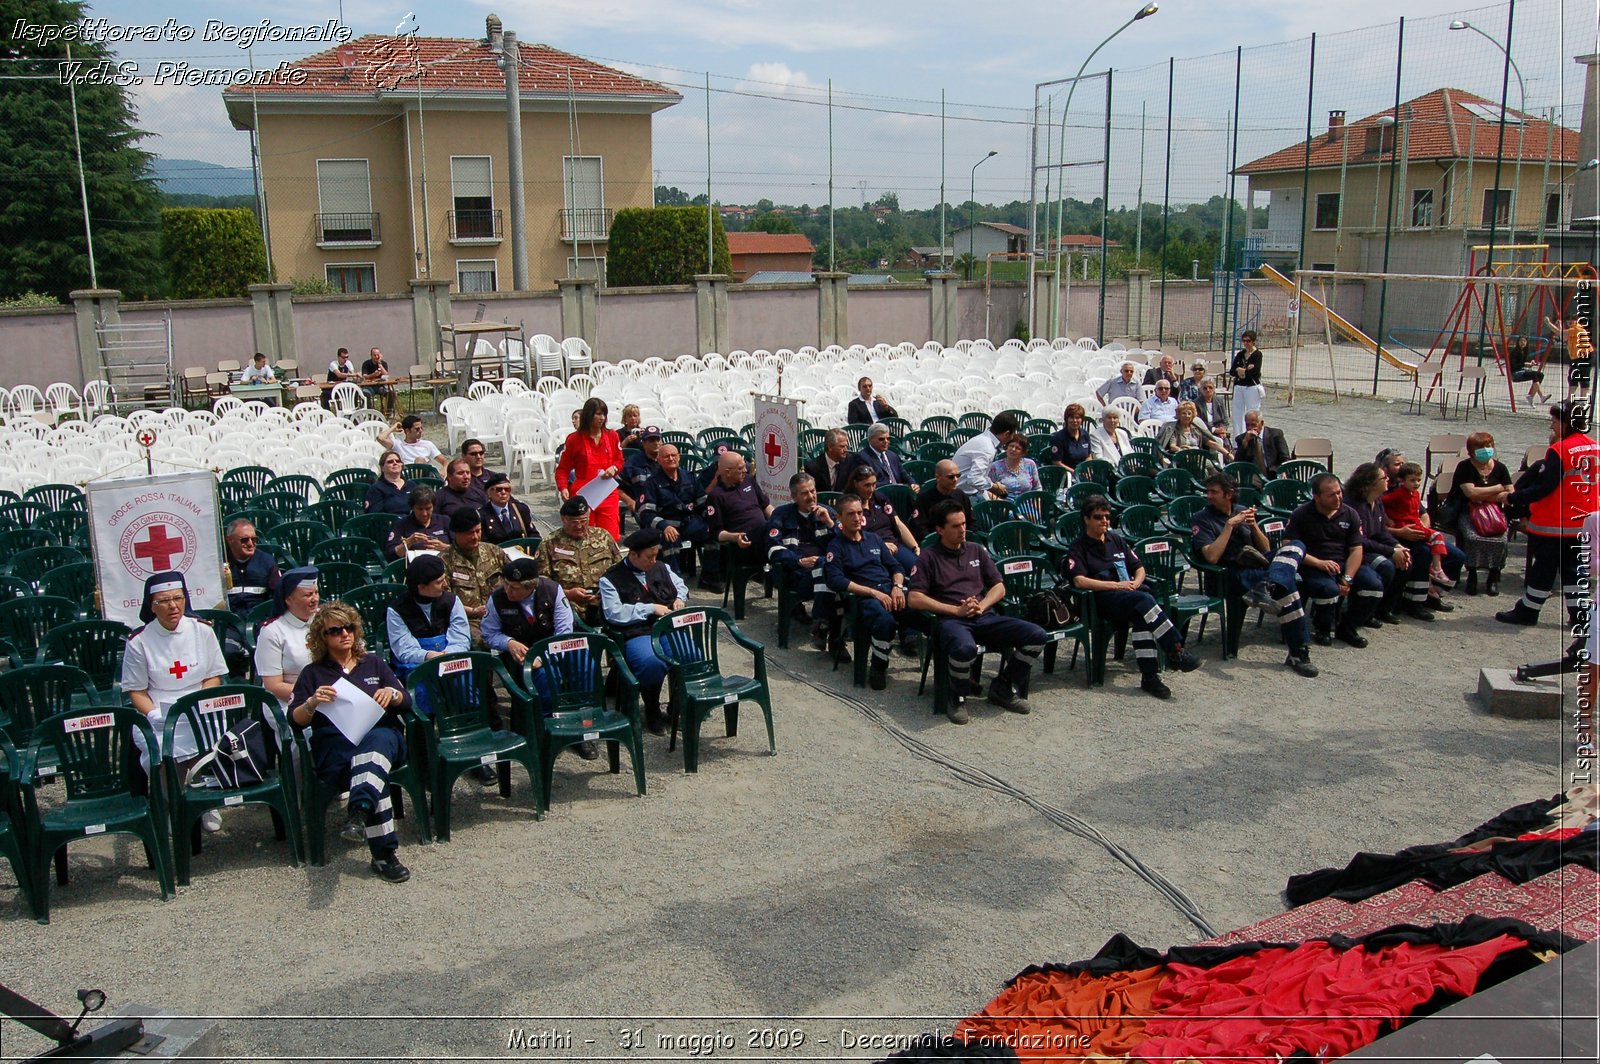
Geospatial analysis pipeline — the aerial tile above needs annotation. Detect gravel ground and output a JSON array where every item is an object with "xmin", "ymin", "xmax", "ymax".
[{"xmin": 2, "ymin": 387, "xmax": 1583, "ymax": 1062}]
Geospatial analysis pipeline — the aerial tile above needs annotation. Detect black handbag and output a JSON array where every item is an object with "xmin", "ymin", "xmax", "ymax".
[{"xmin": 1026, "ymin": 587, "xmax": 1079, "ymax": 629}]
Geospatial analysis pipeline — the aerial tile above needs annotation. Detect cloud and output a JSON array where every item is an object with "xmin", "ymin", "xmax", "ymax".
[
  {"xmin": 740, "ymin": 62, "xmax": 817, "ymax": 93},
  {"xmin": 127, "ymin": 79, "xmax": 250, "ymax": 166},
  {"xmin": 490, "ymin": 0, "xmax": 903, "ymax": 53}
]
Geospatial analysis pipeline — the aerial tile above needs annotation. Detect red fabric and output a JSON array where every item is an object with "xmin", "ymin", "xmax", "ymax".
[
  {"xmin": 1130, "ymin": 935, "xmax": 1527, "ymax": 1063},
  {"xmin": 957, "ymin": 965, "xmax": 1168, "ymax": 1063},
  {"xmin": 555, "ymin": 428, "xmax": 623, "ymax": 539},
  {"xmin": 1516, "ymin": 826, "xmax": 1586, "ymax": 842}
]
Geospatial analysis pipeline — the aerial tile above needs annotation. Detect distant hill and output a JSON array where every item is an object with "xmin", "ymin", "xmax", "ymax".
[{"xmin": 150, "ymin": 158, "xmax": 255, "ymax": 198}]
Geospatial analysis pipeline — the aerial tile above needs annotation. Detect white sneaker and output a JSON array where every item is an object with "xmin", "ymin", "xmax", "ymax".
[{"xmin": 201, "ymin": 809, "xmax": 223, "ymax": 833}]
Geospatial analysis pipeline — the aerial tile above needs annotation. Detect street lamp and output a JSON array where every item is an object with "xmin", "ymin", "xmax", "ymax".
[
  {"xmin": 969, "ymin": 150, "xmax": 998, "ymax": 280},
  {"xmin": 1449, "ymin": 20, "xmax": 1527, "ymax": 236},
  {"xmin": 1048, "ymin": 2, "xmax": 1159, "ymax": 337}
]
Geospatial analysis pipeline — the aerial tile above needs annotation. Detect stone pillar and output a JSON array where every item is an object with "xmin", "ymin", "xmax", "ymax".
[
  {"xmin": 247, "ymin": 283, "xmax": 296, "ymax": 367},
  {"xmin": 1125, "ymin": 269, "xmax": 1151, "ymax": 342},
  {"xmin": 816, "ymin": 272, "xmax": 850, "ymax": 349},
  {"xmin": 927, "ymin": 273, "xmax": 959, "ymax": 347},
  {"xmin": 1030, "ymin": 268, "xmax": 1057, "ymax": 343},
  {"xmin": 410, "ymin": 278, "xmax": 453, "ymax": 378},
  {"xmin": 695, "ymin": 274, "xmax": 731, "ymax": 356},
  {"xmin": 69, "ymin": 288, "xmax": 120, "ymax": 389},
  {"xmin": 558, "ymin": 277, "xmax": 598, "ymax": 350},
  {"xmin": 1574, "ymin": 54, "xmax": 1600, "ymax": 226}
]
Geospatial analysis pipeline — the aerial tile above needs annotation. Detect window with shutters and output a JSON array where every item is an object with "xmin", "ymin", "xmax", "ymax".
[
  {"xmin": 450, "ymin": 156, "xmax": 500, "ymax": 242},
  {"xmin": 325, "ymin": 263, "xmax": 376, "ymax": 293},
  {"xmin": 315, "ymin": 159, "xmax": 378, "ymax": 245},
  {"xmin": 456, "ymin": 259, "xmax": 498, "ymax": 294},
  {"xmin": 1481, "ymin": 188, "xmax": 1512, "ymax": 227},
  {"xmin": 561, "ymin": 156, "xmax": 610, "ymax": 240}
]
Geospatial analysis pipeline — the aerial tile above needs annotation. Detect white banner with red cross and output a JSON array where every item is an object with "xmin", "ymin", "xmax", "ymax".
[
  {"xmin": 86, "ymin": 471, "xmax": 225, "ymax": 626},
  {"xmin": 752, "ymin": 393, "xmax": 802, "ymax": 508}
]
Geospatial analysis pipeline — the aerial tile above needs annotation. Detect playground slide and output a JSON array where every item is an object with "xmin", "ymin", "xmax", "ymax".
[{"xmin": 1259, "ymin": 264, "xmax": 1420, "ymax": 374}]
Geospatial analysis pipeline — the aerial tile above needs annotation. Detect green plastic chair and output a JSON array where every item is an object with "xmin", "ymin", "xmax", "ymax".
[
  {"xmin": 307, "ymin": 498, "xmax": 363, "ymax": 532},
  {"xmin": 218, "ymin": 481, "xmax": 257, "ymax": 510},
  {"xmin": 294, "ymin": 718, "xmax": 432, "ymax": 867},
  {"xmin": 1223, "ymin": 461, "xmax": 1267, "ymax": 491},
  {"xmin": 265, "ymin": 474, "xmax": 322, "ymax": 505},
  {"xmin": 958, "ymin": 412, "xmax": 992, "ymax": 432},
  {"xmin": 0, "ymin": 597, "xmax": 80, "ymax": 662},
  {"xmin": 523, "ymin": 633, "xmax": 646, "ymax": 808},
  {"xmin": 1065, "ymin": 481, "xmax": 1107, "ymax": 512},
  {"xmin": 0, "ymin": 664, "xmax": 103, "ymax": 784},
  {"xmin": 38, "ymin": 561, "xmax": 95, "ymax": 613},
  {"xmin": 0, "ymin": 527, "xmax": 53, "ymax": 566},
  {"xmin": 190, "ymin": 610, "xmax": 256, "ymax": 683},
  {"xmin": 1275, "ymin": 459, "xmax": 1328, "ymax": 485},
  {"xmin": 405, "ymin": 652, "xmax": 542, "ymax": 838},
  {"xmin": 920, "ymin": 415, "xmax": 957, "ymax": 439},
  {"xmin": 0, "ymin": 733, "xmax": 40, "ymax": 920},
  {"xmin": 37, "ymin": 511, "xmax": 89, "ymax": 552},
  {"xmin": 1164, "ymin": 495, "xmax": 1210, "ymax": 539},
  {"xmin": 970, "ymin": 499, "xmax": 1017, "ymax": 538},
  {"xmin": 1136, "ymin": 535, "xmax": 1224, "ymax": 650},
  {"xmin": 325, "ymin": 467, "xmax": 378, "ymax": 491},
  {"xmin": 986, "ymin": 520, "xmax": 1047, "ymax": 559},
  {"xmin": 38, "ymin": 621, "xmax": 132, "ymax": 699},
  {"xmin": 1172, "ymin": 448, "xmax": 1219, "ymax": 480},
  {"xmin": 24, "ymin": 483, "xmax": 87, "ymax": 513},
  {"xmin": 1154, "ymin": 468, "xmax": 1200, "ymax": 502},
  {"xmin": 343, "ymin": 512, "xmax": 399, "ymax": 551},
  {"xmin": 876, "ymin": 483, "xmax": 915, "ymax": 524},
  {"xmin": 1116, "ymin": 453, "xmax": 1162, "ymax": 480},
  {"xmin": 272, "ymin": 521, "xmax": 336, "ymax": 568},
  {"xmin": 162, "ymin": 685, "xmax": 302, "ymax": 885},
  {"xmin": 1130, "ymin": 436, "xmax": 1163, "ymax": 457},
  {"xmin": 1112, "ymin": 475, "xmax": 1160, "ymax": 510},
  {"xmin": 251, "ymin": 490, "xmax": 308, "ymax": 520},
  {"xmin": 903, "ymin": 459, "xmax": 935, "ymax": 485},
  {"xmin": 1023, "ymin": 417, "xmax": 1057, "ymax": 436},
  {"xmin": 401, "ymin": 463, "xmax": 441, "ymax": 484},
  {"xmin": 993, "ymin": 553, "xmax": 1092, "ymax": 682},
  {"xmin": 1012, "ymin": 489, "xmax": 1057, "ymax": 525},
  {"xmin": 308, "ymin": 536, "xmax": 388, "ymax": 574},
  {"xmin": 315, "ymin": 562, "xmax": 371, "ymax": 600},
  {"xmin": 342, "ymin": 584, "xmax": 404, "ymax": 658},
  {"xmin": 916, "ymin": 441, "xmax": 955, "ymax": 463},
  {"xmin": 1117, "ymin": 503, "xmax": 1165, "ymax": 541},
  {"xmin": 19, "ymin": 705, "xmax": 175, "ymax": 922},
  {"xmin": 9, "ymin": 546, "xmax": 86, "ymax": 589},
  {"xmin": 223, "ymin": 507, "xmax": 283, "ymax": 535},
  {"xmin": 319, "ymin": 483, "xmax": 369, "ymax": 507},
  {"xmin": 221, "ymin": 465, "xmax": 274, "ymax": 495},
  {"xmin": 1260, "ymin": 477, "xmax": 1312, "ymax": 520},
  {"xmin": 696, "ymin": 426, "xmax": 741, "ymax": 451},
  {"xmin": 1037, "ymin": 464, "xmax": 1068, "ymax": 500},
  {"xmin": 650, "ymin": 606, "xmax": 774, "ymax": 774}
]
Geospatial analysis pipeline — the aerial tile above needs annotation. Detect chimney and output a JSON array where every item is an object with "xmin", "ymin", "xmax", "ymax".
[
  {"xmin": 1327, "ymin": 110, "xmax": 1346, "ymax": 141},
  {"xmin": 486, "ymin": 13, "xmax": 503, "ymax": 52}
]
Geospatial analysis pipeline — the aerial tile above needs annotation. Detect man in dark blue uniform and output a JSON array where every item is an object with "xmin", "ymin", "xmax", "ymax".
[
  {"xmin": 1066, "ymin": 494, "xmax": 1201, "ymax": 699},
  {"xmin": 1191, "ymin": 472, "xmax": 1317, "ymax": 677},
  {"xmin": 619, "ymin": 425, "xmax": 663, "ymax": 530},
  {"xmin": 639, "ymin": 443, "xmax": 711, "ymax": 579},
  {"xmin": 478, "ymin": 473, "xmax": 537, "ymax": 546},
  {"xmin": 910, "ymin": 459, "xmax": 971, "ymax": 542},
  {"xmin": 704, "ymin": 451, "xmax": 773, "ymax": 595},
  {"xmin": 826, "ymin": 495, "xmax": 913, "ymax": 689},
  {"xmin": 1286, "ymin": 472, "xmax": 1384, "ymax": 647},
  {"xmin": 764, "ymin": 471, "xmax": 840, "ymax": 653},
  {"xmin": 907, "ymin": 499, "xmax": 1047, "ymax": 723},
  {"xmin": 224, "ymin": 517, "xmax": 280, "ymax": 617}
]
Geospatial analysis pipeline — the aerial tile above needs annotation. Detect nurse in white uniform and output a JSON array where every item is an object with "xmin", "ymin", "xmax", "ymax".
[{"xmin": 120, "ymin": 571, "xmax": 228, "ymax": 778}]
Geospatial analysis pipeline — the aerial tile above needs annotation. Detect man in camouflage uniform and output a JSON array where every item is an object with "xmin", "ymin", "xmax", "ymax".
[
  {"xmin": 440, "ymin": 507, "xmax": 508, "ymax": 646},
  {"xmin": 537, "ymin": 496, "xmax": 622, "ymax": 626}
]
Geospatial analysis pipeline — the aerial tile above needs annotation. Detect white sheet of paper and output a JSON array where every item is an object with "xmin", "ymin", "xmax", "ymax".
[
  {"xmin": 502, "ymin": 545, "xmax": 531, "ymax": 561},
  {"xmin": 406, "ymin": 548, "xmax": 441, "ymax": 564},
  {"xmin": 576, "ymin": 475, "xmax": 618, "ymax": 509},
  {"xmin": 324, "ymin": 678, "xmax": 387, "ymax": 745}
]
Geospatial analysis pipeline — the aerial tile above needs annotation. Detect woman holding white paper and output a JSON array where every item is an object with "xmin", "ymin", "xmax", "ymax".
[
  {"xmin": 289, "ymin": 602, "xmax": 414, "ymax": 884},
  {"xmin": 555, "ymin": 397, "xmax": 624, "ymax": 540}
]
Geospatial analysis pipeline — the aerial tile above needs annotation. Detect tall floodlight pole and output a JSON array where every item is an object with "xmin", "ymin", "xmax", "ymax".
[
  {"xmin": 970, "ymin": 151, "xmax": 998, "ymax": 281},
  {"xmin": 1048, "ymin": 2, "xmax": 1160, "ymax": 338}
]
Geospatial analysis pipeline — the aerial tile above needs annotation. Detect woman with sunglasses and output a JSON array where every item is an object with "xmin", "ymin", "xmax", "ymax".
[
  {"xmin": 288, "ymin": 602, "xmax": 414, "ymax": 883},
  {"xmin": 364, "ymin": 450, "xmax": 412, "ymax": 516}
]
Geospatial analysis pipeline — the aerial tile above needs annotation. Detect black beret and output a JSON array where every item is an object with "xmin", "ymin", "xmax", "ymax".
[
  {"xmin": 449, "ymin": 507, "xmax": 482, "ymax": 532},
  {"xmin": 559, "ymin": 496, "xmax": 590, "ymax": 517},
  {"xmin": 622, "ymin": 527, "xmax": 662, "ymax": 551}
]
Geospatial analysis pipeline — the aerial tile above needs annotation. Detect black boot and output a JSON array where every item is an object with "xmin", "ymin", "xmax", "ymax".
[
  {"xmin": 1485, "ymin": 569, "xmax": 1501, "ymax": 596},
  {"xmin": 1495, "ymin": 602, "xmax": 1539, "ymax": 626},
  {"xmin": 642, "ymin": 684, "xmax": 667, "ymax": 736},
  {"xmin": 1465, "ymin": 569, "xmax": 1479, "ymax": 596}
]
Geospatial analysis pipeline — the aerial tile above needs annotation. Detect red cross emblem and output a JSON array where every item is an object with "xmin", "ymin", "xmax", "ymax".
[
  {"xmin": 169, "ymin": 660, "xmax": 188, "ymax": 679},
  {"xmin": 135, "ymin": 428, "xmax": 157, "ymax": 448},
  {"xmin": 763, "ymin": 429, "xmax": 785, "ymax": 472},
  {"xmin": 134, "ymin": 524, "xmax": 186, "ymax": 572}
]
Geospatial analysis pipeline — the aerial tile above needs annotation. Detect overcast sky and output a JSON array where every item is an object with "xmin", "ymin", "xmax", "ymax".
[{"xmin": 61, "ymin": 0, "xmax": 1600, "ymax": 207}]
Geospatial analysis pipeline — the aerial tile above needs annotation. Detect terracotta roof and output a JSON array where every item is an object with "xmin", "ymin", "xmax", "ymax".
[
  {"xmin": 726, "ymin": 232, "xmax": 815, "ymax": 255},
  {"xmin": 953, "ymin": 221, "xmax": 1028, "ymax": 236},
  {"xmin": 1237, "ymin": 88, "xmax": 1577, "ymax": 175},
  {"xmin": 1054, "ymin": 234, "xmax": 1120, "ymax": 248},
  {"xmin": 222, "ymin": 35, "xmax": 680, "ymax": 101}
]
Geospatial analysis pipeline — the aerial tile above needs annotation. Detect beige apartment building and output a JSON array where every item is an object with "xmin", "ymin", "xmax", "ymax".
[
  {"xmin": 1238, "ymin": 89, "xmax": 1579, "ymax": 275},
  {"xmin": 223, "ymin": 20, "xmax": 680, "ymax": 294}
]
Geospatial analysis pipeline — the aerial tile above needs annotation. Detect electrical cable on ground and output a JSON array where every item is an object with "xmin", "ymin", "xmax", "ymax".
[{"xmin": 766, "ymin": 655, "xmax": 1218, "ymax": 939}]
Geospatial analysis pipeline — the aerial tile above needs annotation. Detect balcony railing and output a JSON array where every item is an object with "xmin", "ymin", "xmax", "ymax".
[
  {"xmin": 1248, "ymin": 226, "xmax": 1300, "ymax": 253},
  {"xmin": 449, "ymin": 208, "xmax": 503, "ymax": 241},
  {"xmin": 316, "ymin": 212, "xmax": 380, "ymax": 246},
  {"xmin": 560, "ymin": 207, "xmax": 613, "ymax": 241}
]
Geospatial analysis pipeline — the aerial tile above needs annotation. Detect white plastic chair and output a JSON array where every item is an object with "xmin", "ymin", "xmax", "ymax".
[
  {"xmin": 329, "ymin": 382, "xmax": 367, "ymax": 416},
  {"xmin": 44, "ymin": 382, "xmax": 83, "ymax": 421}
]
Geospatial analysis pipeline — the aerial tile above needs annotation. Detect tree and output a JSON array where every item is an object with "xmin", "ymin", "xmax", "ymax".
[
  {"xmin": 0, "ymin": 0, "xmax": 164, "ymax": 300},
  {"xmin": 747, "ymin": 211, "xmax": 799, "ymax": 234},
  {"xmin": 606, "ymin": 207, "xmax": 731, "ymax": 287},
  {"xmin": 160, "ymin": 208, "xmax": 267, "ymax": 298},
  {"xmin": 655, "ymin": 185, "xmax": 691, "ymax": 207}
]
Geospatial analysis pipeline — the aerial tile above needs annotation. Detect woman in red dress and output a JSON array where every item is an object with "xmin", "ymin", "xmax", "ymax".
[{"xmin": 555, "ymin": 397, "xmax": 624, "ymax": 539}]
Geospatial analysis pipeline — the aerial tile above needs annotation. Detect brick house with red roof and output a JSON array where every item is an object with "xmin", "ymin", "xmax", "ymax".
[
  {"xmin": 223, "ymin": 17, "xmax": 679, "ymax": 294},
  {"xmin": 725, "ymin": 232, "xmax": 816, "ymax": 281},
  {"xmin": 1236, "ymin": 89, "xmax": 1577, "ymax": 275}
]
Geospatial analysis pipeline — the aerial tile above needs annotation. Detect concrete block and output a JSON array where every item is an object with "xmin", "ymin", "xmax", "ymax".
[
  {"xmin": 1478, "ymin": 667, "xmax": 1563, "ymax": 719},
  {"xmin": 94, "ymin": 1002, "xmax": 224, "ymax": 1059}
]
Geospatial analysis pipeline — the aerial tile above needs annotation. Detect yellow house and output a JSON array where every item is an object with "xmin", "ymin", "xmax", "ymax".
[
  {"xmin": 1237, "ymin": 89, "xmax": 1578, "ymax": 274},
  {"xmin": 223, "ymin": 18, "xmax": 680, "ymax": 294}
]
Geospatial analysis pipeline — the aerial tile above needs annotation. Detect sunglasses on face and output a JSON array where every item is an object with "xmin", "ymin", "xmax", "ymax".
[
  {"xmin": 467, "ymin": 450, "xmax": 485, "ymax": 457},
  {"xmin": 235, "ymin": 536, "xmax": 257, "ymax": 544},
  {"xmin": 324, "ymin": 625, "xmax": 354, "ymax": 636}
]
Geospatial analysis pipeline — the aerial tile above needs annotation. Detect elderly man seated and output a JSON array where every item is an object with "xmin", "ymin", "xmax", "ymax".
[
  {"xmin": 1138, "ymin": 379, "xmax": 1179, "ymax": 424},
  {"xmin": 1095, "ymin": 361, "xmax": 1143, "ymax": 405},
  {"xmin": 839, "ymin": 421, "xmax": 911, "ymax": 488},
  {"xmin": 1090, "ymin": 408, "xmax": 1135, "ymax": 464},
  {"xmin": 1234, "ymin": 410, "xmax": 1290, "ymax": 476},
  {"xmin": 1143, "ymin": 353, "xmax": 1179, "ymax": 388}
]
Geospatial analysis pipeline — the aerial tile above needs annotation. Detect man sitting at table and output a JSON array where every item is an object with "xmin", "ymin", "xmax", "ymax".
[
  {"xmin": 361, "ymin": 346, "xmax": 397, "ymax": 416},
  {"xmin": 329, "ymin": 347, "xmax": 361, "ymax": 383},
  {"xmin": 241, "ymin": 352, "xmax": 276, "ymax": 384}
]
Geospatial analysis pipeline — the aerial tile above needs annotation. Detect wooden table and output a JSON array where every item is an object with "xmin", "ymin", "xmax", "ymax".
[{"xmin": 439, "ymin": 320, "xmax": 527, "ymax": 392}]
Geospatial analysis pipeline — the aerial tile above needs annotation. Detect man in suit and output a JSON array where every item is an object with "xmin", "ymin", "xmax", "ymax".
[
  {"xmin": 804, "ymin": 428, "xmax": 850, "ymax": 495},
  {"xmin": 838, "ymin": 422, "xmax": 911, "ymax": 488},
  {"xmin": 1143, "ymin": 353, "xmax": 1179, "ymax": 388},
  {"xmin": 479, "ymin": 472, "xmax": 536, "ymax": 545},
  {"xmin": 1234, "ymin": 409, "xmax": 1290, "ymax": 475},
  {"xmin": 846, "ymin": 377, "xmax": 897, "ymax": 425}
]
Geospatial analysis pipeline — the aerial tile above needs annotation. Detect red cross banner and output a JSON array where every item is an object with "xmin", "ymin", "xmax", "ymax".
[
  {"xmin": 752, "ymin": 393, "xmax": 801, "ymax": 508},
  {"xmin": 86, "ymin": 471, "xmax": 224, "ymax": 625}
]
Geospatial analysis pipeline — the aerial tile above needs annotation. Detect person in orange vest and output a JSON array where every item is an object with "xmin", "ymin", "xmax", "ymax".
[{"xmin": 1497, "ymin": 401, "xmax": 1599, "ymax": 627}]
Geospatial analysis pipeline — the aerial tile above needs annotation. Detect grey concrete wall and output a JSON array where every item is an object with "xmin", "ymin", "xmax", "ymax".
[
  {"xmin": 957, "ymin": 284, "xmax": 1027, "ymax": 344},
  {"xmin": 728, "ymin": 285, "xmax": 818, "ymax": 353},
  {"xmin": 0, "ymin": 306, "xmax": 79, "ymax": 388},
  {"xmin": 850, "ymin": 287, "xmax": 929, "ymax": 347},
  {"xmin": 294, "ymin": 294, "xmax": 418, "ymax": 374},
  {"xmin": 120, "ymin": 302, "xmax": 254, "ymax": 373},
  {"xmin": 598, "ymin": 287, "xmax": 698, "ymax": 363},
  {"xmin": 449, "ymin": 292, "xmax": 563, "ymax": 341}
]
